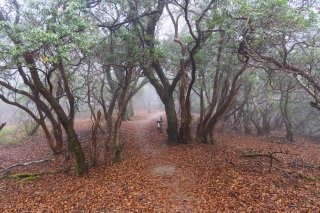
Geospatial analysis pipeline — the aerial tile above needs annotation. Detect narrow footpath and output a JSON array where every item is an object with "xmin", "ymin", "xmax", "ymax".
[{"xmin": 120, "ymin": 111, "xmax": 199, "ymax": 211}]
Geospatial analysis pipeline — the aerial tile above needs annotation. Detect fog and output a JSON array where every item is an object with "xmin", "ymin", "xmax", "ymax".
[
  {"xmin": 133, "ymin": 83, "xmax": 164, "ymax": 112},
  {"xmin": 0, "ymin": 102, "xmax": 23, "ymax": 125},
  {"xmin": 0, "ymin": 83, "xmax": 163, "ymax": 126}
]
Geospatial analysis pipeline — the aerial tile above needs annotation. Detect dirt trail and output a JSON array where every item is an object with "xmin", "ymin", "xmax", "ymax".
[
  {"xmin": 123, "ymin": 111, "xmax": 198, "ymax": 210},
  {"xmin": 133, "ymin": 111, "xmax": 162, "ymax": 156},
  {"xmin": 1, "ymin": 111, "xmax": 320, "ymax": 211}
]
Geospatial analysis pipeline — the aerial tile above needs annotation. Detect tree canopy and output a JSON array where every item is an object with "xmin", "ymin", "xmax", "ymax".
[{"xmin": 0, "ymin": 0, "xmax": 319, "ymax": 176}]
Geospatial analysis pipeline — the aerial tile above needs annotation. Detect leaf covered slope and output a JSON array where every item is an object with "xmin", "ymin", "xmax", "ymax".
[{"xmin": 0, "ymin": 112, "xmax": 320, "ymax": 211}]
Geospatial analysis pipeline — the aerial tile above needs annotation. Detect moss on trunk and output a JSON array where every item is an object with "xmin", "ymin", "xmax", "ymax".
[{"xmin": 65, "ymin": 123, "xmax": 87, "ymax": 176}]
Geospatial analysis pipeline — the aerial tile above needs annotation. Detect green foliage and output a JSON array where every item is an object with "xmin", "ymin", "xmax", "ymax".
[
  {"xmin": 207, "ymin": 7, "xmax": 230, "ymax": 28},
  {"xmin": 9, "ymin": 173, "xmax": 41, "ymax": 181},
  {"xmin": 157, "ymin": 40, "xmax": 181, "ymax": 73},
  {"xmin": 0, "ymin": 127, "xmax": 18, "ymax": 146},
  {"xmin": 194, "ymin": 52, "xmax": 204, "ymax": 63},
  {"xmin": 181, "ymin": 35, "xmax": 193, "ymax": 43},
  {"xmin": 1, "ymin": 0, "xmax": 101, "ymax": 65}
]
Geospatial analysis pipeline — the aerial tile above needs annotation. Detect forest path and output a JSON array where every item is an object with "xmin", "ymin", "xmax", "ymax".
[
  {"xmin": 2, "ymin": 111, "xmax": 320, "ymax": 211},
  {"xmin": 122, "ymin": 111, "xmax": 199, "ymax": 211}
]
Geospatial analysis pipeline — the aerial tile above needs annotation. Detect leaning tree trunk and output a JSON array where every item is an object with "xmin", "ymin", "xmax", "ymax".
[
  {"xmin": 39, "ymin": 109, "xmax": 63, "ymax": 154},
  {"xmin": 197, "ymin": 115, "xmax": 219, "ymax": 144},
  {"xmin": 31, "ymin": 66, "xmax": 86, "ymax": 174},
  {"xmin": 63, "ymin": 121, "xmax": 87, "ymax": 175},
  {"xmin": 196, "ymin": 58, "xmax": 249, "ymax": 143},
  {"xmin": 38, "ymin": 120, "xmax": 63, "ymax": 155},
  {"xmin": 197, "ymin": 126, "xmax": 215, "ymax": 144}
]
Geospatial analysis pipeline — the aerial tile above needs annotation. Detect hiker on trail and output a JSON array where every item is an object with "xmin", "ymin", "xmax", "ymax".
[{"xmin": 157, "ymin": 117, "xmax": 162, "ymax": 133}]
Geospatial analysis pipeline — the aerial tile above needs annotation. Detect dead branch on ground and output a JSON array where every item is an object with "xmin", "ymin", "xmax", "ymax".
[
  {"xmin": 242, "ymin": 151, "xmax": 284, "ymax": 172},
  {"xmin": 0, "ymin": 158, "xmax": 54, "ymax": 176}
]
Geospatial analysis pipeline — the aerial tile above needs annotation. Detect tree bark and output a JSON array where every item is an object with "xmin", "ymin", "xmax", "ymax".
[
  {"xmin": 280, "ymin": 89, "xmax": 294, "ymax": 142},
  {"xmin": 122, "ymin": 98, "xmax": 134, "ymax": 121},
  {"xmin": 63, "ymin": 121, "xmax": 87, "ymax": 175},
  {"xmin": 91, "ymin": 110, "xmax": 101, "ymax": 166},
  {"xmin": 164, "ymin": 96, "xmax": 179, "ymax": 144},
  {"xmin": 0, "ymin": 7, "xmax": 86, "ymax": 175},
  {"xmin": 175, "ymin": 38, "xmax": 191, "ymax": 143},
  {"xmin": 196, "ymin": 59, "xmax": 248, "ymax": 143},
  {"xmin": 142, "ymin": 1, "xmax": 180, "ymax": 144},
  {"xmin": 0, "ymin": 122, "xmax": 6, "ymax": 132},
  {"xmin": 24, "ymin": 54, "xmax": 86, "ymax": 175},
  {"xmin": 38, "ymin": 120, "xmax": 62, "ymax": 154}
]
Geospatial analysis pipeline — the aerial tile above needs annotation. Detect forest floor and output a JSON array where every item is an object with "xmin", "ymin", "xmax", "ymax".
[{"xmin": 0, "ymin": 111, "xmax": 320, "ymax": 212}]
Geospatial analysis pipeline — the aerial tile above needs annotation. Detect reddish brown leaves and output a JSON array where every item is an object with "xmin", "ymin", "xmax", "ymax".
[{"xmin": 0, "ymin": 111, "xmax": 320, "ymax": 211}]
